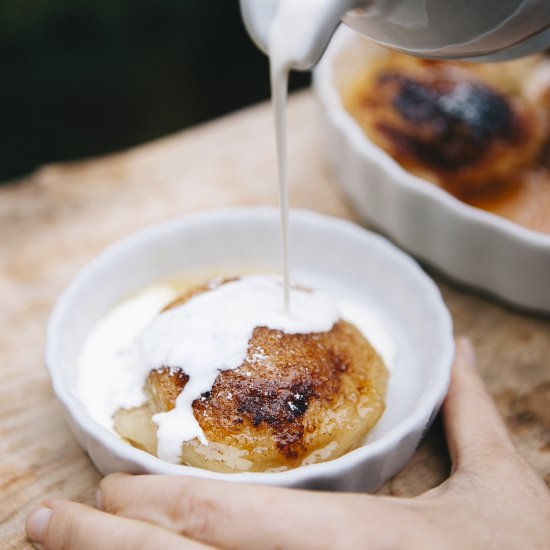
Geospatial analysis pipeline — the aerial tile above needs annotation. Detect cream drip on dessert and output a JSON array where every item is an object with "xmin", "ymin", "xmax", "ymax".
[
  {"xmin": 79, "ymin": 276, "xmax": 340, "ymax": 463},
  {"xmin": 133, "ymin": 276, "xmax": 338, "ymax": 462},
  {"xmin": 76, "ymin": 275, "xmax": 395, "ymax": 464}
]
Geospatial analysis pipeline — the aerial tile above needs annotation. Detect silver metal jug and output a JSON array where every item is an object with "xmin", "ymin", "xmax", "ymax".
[{"xmin": 240, "ymin": 0, "xmax": 550, "ymax": 68}]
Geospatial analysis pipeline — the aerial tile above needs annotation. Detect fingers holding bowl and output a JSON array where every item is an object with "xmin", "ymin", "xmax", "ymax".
[
  {"xmin": 442, "ymin": 338, "xmax": 517, "ymax": 475},
  {"xmin": 97, "ymin": 472, "xmax": 375, "ymax": 550}
]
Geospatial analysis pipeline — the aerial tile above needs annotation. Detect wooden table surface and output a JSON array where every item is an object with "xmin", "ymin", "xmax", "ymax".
[{"xmin": 1, "ymin": 91, "xmax": 549, "ymax": 548}]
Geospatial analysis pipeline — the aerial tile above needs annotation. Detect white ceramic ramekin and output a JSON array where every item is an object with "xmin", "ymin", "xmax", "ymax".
[
  {"xmin": 314, "ymin": 27, "xmax": 550, "ymax": 314},
  {"xmin": 46, "ymin": 207, "xmax": 453, "ymax": 492}
]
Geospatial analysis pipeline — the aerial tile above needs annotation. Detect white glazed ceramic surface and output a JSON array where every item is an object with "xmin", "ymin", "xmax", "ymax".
[
  {"xmin": 314, "ymin": 27, "xmax": 550, "ymax": 313},
  {"xmin": 46, "ymin": 208, "xmax": 453, "ymax": 492}
]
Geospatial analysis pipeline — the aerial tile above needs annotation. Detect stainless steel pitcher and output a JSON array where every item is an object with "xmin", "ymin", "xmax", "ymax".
[{"xmin": 241, "ymin": 0, "xmax": 550, "ymax": 68}]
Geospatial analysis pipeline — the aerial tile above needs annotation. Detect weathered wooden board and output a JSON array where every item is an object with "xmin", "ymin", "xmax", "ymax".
[{"xmin": 1, "ymin": 91, "xmax": 548, "ymax": 549}]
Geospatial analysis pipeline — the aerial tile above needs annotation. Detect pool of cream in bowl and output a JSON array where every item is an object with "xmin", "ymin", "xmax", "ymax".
[{"xmin": 45, "ymin": 207, "xmax": 454, "ymax": 492}]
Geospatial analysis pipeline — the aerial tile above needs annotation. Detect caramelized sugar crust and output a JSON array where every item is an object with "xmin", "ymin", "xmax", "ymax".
[
  {"xmin": 345, "ymin": 54, "xmax": 547, "ymax": 197},
  {"xmin": 114, "ymin": 281, "xmax": 388, "ymax": 472}
]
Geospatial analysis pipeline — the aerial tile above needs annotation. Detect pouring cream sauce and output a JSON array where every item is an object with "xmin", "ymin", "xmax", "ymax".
[
  {"xmin": 268, "ymin": 0, "xmax": 338, "ymax": 312},
  {"xmin": 77, "ymin": 0, "xmax": 395, "ymax": 464}
]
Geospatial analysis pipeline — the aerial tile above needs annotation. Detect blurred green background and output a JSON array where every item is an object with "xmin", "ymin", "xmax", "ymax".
[{"xmin": 0, "ymin": 0, "xmax": 310, "ymax": 183}]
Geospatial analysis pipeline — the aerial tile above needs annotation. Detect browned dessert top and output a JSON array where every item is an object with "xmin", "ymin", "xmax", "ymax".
[
  {"xmin": 345, "ymin": 53, "xmax": 550, "ymax": 233},
  {"xmin": 350, "ymin": 58, "xmax": 545, "ymax": 195},
  {"xmin": 147, "ymin": 320, "xmax": 378, "ymax": 461}
]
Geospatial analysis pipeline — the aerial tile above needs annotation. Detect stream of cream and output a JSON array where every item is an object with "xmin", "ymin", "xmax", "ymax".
[
  {"xmin": 268, "ymin": 0, "xmax": 337, "ymax": 313},
  {"xmin": 77, "ymin": 0, "xmax": 396, "ymax": 464}
]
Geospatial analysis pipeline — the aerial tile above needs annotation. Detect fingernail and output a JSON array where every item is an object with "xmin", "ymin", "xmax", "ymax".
[
  {"xmin": 456, "ymin": 337, "xmax": 477, "ymax": 369},
  {"xmin": 95, "ymin": 487, "xmax": 104, "ymax": 510},
  {"xmin": 26, "ymin": 506, "xmax": 53, "ymax": 548}
]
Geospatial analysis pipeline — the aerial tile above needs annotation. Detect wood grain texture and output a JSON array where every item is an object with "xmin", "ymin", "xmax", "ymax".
[{"xmin": 1, "ymin": 91, "xmax": 549, "ymax": 548}]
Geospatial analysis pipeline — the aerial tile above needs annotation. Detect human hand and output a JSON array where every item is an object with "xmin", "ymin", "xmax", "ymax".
[{"xmin": 26, "ymin": 338, "xmax": 550, "ymax": 549}]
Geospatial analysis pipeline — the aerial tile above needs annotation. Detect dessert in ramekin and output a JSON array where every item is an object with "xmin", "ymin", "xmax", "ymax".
[
  {"xmin": 315, "ymin": 28, "xmax": 550, "ymax": 313},
  {"xmin": 46, "ymin": 208, "xmax": 453, "ymax": 491}
]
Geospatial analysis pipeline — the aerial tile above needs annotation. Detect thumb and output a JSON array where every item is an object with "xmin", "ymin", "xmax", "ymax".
[
  {"xmin": 25, "ymin": 498, "xmax": 211, "ymax": 550},
  {"xmin": 442, "ymin": 337, "xmax": 516, "ymax": 475}
]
